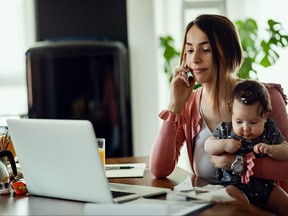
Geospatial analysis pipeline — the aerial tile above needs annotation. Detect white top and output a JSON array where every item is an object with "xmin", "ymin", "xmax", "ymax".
[{"xmin": 193, "ymin": 110, "xmax": 217, "ymax": 182}]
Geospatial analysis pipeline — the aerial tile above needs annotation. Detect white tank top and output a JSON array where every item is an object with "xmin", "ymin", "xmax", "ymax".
[{"xmin": 193, "ymin": 111, "xmax": 218, "ymax": 182}]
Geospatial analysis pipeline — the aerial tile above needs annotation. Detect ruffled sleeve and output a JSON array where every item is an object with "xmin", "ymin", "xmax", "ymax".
[{"xmin": 159, "ymin": 110, "xmax": 187, "ymax": 125}]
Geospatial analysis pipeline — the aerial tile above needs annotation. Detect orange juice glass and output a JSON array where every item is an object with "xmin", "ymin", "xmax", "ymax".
[{"xmin": 97, "ymin": 138, "xmax": 105, "ymax": 166}]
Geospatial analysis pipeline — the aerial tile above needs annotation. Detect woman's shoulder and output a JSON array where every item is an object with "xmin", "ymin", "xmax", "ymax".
[
  {"xmin": 263, "ymin": 82, "xmax": 288, "ymax": 105},
  {"xmin": 192, "ymin": 86, "xmax": 203, "ymax": 98},
  {"xmin": 185, "ymin": 86, "xmax": 203, "ymax": 105}
]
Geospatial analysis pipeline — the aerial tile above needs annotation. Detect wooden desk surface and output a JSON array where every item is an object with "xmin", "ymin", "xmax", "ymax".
[
  {"xmin": 0, "ymin": 156, "xmax": 273, "ymax": 216},
  {"xmin": 107, "ymin": 156, "xmax": 194, "ymax": 189}
]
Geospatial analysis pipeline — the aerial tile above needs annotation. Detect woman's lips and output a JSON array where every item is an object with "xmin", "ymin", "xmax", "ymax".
[{"xmin": 192, "ymin": 68, "xmax": 206, "ymax": 73}]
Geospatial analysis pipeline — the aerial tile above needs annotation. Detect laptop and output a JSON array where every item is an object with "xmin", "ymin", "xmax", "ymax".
[{"xmin": 7, "ymin": 118, "xmax": 169, "ymax": 203}]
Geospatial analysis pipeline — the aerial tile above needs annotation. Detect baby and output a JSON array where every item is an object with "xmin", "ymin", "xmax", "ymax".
[{"xmin": 205, "ymin": 80, "xmax": 288, "ymax": 215}]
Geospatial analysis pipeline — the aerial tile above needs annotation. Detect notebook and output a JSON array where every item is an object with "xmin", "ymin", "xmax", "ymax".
[{"xmin": 6, "ymin": 118, "xmax": 170, "ymax": 203}]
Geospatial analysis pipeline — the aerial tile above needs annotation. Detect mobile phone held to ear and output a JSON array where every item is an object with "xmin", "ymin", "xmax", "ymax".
[
  {"xmin": 183, "ymin": 64, "xmax": 193, "ymax": 83},
  {"xmin": 183, "ymin": 71, "xmax": 193, "ymax": 83},
  {"xmin": 186, "ymin": 71, "xmax": 193, "ymax": 81}
]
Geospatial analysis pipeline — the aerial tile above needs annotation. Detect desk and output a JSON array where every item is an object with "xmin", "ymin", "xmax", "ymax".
[
  {"xmin": 0, "ymin": 156, "xmax": 272, "ymax": 215},
  {"xmin": 108, "ymin": 157, "xmax": 273, "ymax": 216}
]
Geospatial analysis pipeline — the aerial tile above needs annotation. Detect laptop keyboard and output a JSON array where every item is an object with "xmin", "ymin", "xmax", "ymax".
[{"xmin": 111, "ymin": 190, "xmax": 135, "ymax": 198}]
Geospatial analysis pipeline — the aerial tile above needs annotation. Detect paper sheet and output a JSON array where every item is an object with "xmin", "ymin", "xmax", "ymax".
[
  {"xmin": 105, "ymin": 163, "xmax": 146, "ymax": 178},
  {"xmin": 173, "ymin": 176, "xmax": 194, "ymax": 192},
  {"xmin": 173, "ymin": 176, "xmax": 235, "ymax": 202}
]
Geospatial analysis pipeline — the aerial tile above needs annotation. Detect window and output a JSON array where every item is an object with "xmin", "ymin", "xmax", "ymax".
[
  {"xmin": 0, "ymin": 0, "xmax": 35, "ymax": 116},
  {"xmin": 181, "ymin": 0, "xmax": 226, "ymax": 30}
]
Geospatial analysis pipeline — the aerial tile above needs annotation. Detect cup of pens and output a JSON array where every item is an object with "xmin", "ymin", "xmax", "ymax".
[
  {"xmin": 0, "ymin": 127, "xmax": 15, "ymax": 157},
  {"xmin": 0, "ymin": 127, "xmax": 18, "ymax": 187},
  {"xmin": 97, "ymin": 138, "xmax": 105, "ymax": 166}
]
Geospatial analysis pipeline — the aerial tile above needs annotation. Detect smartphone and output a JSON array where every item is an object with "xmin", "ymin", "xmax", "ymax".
[
  {"xmin": 184, "ymin": 70, "xmax": 193, "ymax": 82},
  {"xmin": 186, "ymin": 71, "xmax": 193, "ymax": 81},
  {"xmin": 183, "ymin": 67, "xmax": 193, "ymax": 83}
]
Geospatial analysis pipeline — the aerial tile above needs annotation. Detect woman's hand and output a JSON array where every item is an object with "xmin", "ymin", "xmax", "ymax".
[
  {"xmin": 211, "ymin": 153, "xmax": 235, "ymax": 170},
  {"xmin": 167, "ymin": 60, "xmax": 195, "ymax": 113}
]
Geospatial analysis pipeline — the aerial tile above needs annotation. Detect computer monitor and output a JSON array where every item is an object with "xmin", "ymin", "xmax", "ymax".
[{"xmin": 25, "ymin": 40, "xmax": 132, "ymax": 157}]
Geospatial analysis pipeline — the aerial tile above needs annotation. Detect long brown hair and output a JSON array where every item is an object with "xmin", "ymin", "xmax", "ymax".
[{"xmin": 180, "ymin": 14, "xmax": 243, "ymax": 112}]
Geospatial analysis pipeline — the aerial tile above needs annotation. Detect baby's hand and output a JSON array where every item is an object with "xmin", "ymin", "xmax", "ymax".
[
  {"xmin": 224, "ymin": 139, "xmax": 242, "ymax": 153},
  {"xmin": 254, "ymin": 143, "xmax": 273, "ymax": 155}
]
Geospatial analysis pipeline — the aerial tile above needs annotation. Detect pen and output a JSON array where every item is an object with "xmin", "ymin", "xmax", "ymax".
[{"xmin": 105, "ymin": 166, "xmax": 135, "ymax": 170}]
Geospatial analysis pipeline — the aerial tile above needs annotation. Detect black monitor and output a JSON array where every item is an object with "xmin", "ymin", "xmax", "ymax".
[{"xmin": 25, "ymin": 40, "xmax": 132, "ymax": 157}]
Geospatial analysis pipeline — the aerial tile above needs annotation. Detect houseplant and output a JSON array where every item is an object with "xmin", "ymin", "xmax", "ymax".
[{"xmin": 160, "ymin": 18, "xmax": 288, "ymax": 84}]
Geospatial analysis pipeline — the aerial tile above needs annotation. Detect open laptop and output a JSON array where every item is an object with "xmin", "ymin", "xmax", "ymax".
[{"xmin": 7, "ymin": 118, "xmax": 169, "ymax": 203}]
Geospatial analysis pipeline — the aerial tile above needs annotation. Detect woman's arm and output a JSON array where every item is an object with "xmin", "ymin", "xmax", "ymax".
[
  {"xmin": 149, "ymin": 110, "xmax": 186, "ymax": 178},
  {"xmin": 150, "ymin": 63, "xmax": 195, "ymax": 178},
  {"xmin": 252, "ymin": 157, "xmax": 288, "ymax": 180}
]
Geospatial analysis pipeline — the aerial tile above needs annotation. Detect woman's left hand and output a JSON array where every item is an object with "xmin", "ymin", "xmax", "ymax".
[{"xmin": 211, "ymin": 153, "xmax": 235, "ymax": 170}]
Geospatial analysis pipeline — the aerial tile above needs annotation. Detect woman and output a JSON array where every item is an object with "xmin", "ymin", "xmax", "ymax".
[{"xmin": 149, "ymin": 14, "xmax": 288, "ymax": 194}]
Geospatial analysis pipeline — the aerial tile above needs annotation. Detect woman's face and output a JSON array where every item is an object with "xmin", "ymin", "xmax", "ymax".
[
  {"xmin": 231, "ymin": 100, "xmax": 266, "ymax": 140},
  {"xmin": 185, "ymin": 25, "xmax": 215, "ymax": 85}
]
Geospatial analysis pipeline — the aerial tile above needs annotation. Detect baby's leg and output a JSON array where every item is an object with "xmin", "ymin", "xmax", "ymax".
[
  {"xmin": 267, "ymin": 185, "xmax": 288, "ymax": 216},
  {"xmin": 226, "ymin": 185, "xmax": 249, "ymax": 203}
]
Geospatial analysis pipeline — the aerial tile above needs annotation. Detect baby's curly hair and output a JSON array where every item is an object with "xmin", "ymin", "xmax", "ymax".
[{"xmin": 229, "ymin": 80, "xmax": 272, "ymax": 118}]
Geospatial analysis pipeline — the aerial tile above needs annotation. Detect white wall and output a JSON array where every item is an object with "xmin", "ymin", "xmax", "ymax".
[
  {"xmin": 126, "ymin": 0, "xmax": 159, "ymax": 156},
  {"xmin": 0, "ymin": 0, "xmax": 36, "ymax": 116},
  {"xmin": 126, "ymin": 0, "xmax": 186, "ymax": 157}
]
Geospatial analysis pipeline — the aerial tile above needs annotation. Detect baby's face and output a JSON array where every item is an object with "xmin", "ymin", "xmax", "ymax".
[{"xmin": 231, "ymin": 100, "xmax": 267, "ymax": 140}]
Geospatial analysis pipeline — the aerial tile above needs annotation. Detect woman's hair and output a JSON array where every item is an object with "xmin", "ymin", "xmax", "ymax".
[
  {"xmin": 180, "ymin": 14, "xmax": 243, "ymax": 112},
  {"xmin": 230, "ymin": 80, "xmax": 272, "ymax": 117}
]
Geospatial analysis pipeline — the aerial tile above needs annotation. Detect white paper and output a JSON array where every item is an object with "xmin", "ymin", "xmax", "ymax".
[
  {"xmin": 173, "ymin": 176, "xmax": 194, "ymax": 192},
  {"xmin": 105, "ymin": 163, "xmax": 146, "ymax": 178},
  {"xmin": 192, "ymin": 187, "xmax": 235, "ymax": 202},
  {"xmin": 173, "ymin": 177, "xmax": 235, "ymax": 202}
]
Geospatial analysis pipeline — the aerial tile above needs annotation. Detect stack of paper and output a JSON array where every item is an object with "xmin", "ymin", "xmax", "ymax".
[{"xmin": 105, "ymin": 163, "xmax": 146, "ymax": 178}]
